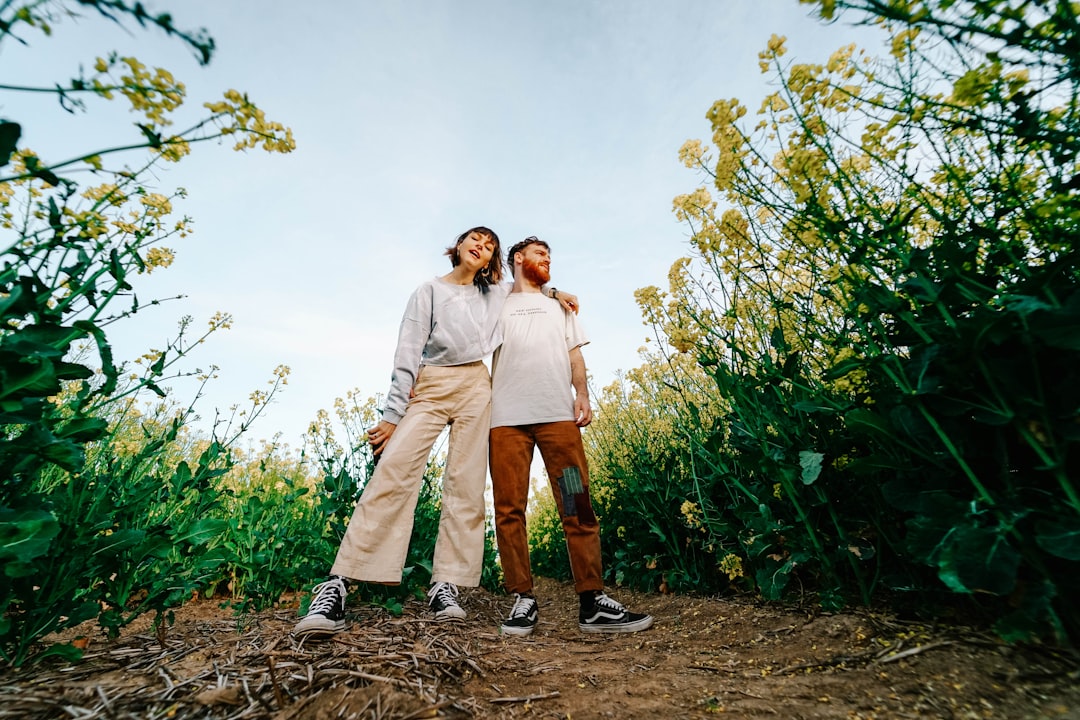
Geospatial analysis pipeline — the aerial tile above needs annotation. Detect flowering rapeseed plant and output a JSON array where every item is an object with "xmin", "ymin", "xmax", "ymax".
[{"xmin": 0, "ymin": 1, "xmax": 296, "ymax": 665}]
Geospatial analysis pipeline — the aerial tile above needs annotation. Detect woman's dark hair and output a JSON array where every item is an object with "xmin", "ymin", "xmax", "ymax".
[{"xmin": 445, "ymin": 226, "xmax": 503, "ymax": 293}]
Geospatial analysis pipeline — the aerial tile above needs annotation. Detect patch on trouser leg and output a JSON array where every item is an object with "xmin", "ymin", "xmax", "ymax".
[{"xmin": 557, "ymin": 467, "xmax": 597, "ymax": 525}]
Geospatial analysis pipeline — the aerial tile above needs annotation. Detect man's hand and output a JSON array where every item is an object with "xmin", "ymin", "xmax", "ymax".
[
  {"xmin": 574, "ymin": 392, "xmax": 593, "ymax": 427},
  {"xmin": 569, "ymin": 345, "xmax": 591, "ymax": 426},
  {"xmin": 368, "ymin": 420, "xmax": 398, "ymax": 457}
]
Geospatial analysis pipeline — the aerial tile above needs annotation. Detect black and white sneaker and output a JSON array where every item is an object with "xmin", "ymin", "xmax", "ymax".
[
  {"xmin": 427, "ymin": 581, "xmax": 466, "ymax": 620},
  {"xmin": 579, "ymin": 592, "xmax": 653, "ymax": 634},
  {"xmin": 293, "ymin": 576, "xmax": 348, "ymax": 637},
  {"xmin": 500, "ymin": 594, "xmax": 539, "ymax": 637}
]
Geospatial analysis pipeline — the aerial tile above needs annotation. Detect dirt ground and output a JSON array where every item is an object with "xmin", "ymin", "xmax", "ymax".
[{"xmin": 2, "ymin": 576, "xmax": 1079, "ymax": 719}]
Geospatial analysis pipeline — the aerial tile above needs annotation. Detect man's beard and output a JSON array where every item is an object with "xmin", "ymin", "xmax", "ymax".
[{"xmin": 522, "ymin": 257, "xmax": 550, "ymax": 285}]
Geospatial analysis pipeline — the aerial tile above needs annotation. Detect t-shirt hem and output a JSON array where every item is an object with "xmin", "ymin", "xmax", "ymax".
[{"xmin": 491, "ymin": 415, "xmax": 576, "ymax": 429}]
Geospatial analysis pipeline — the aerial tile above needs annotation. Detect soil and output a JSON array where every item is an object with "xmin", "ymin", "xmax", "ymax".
[{"xmin": 2, "ymin": 576, "xmax": 1078, "ymax": 719}]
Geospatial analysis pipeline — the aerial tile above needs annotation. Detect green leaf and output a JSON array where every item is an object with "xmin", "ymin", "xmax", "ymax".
[
  {"xmin": 822, "ymin": 356, "xmax": 864, "ymax": 381},
  {"xmin": 0, "ymin": 359, "xmax": 60, "ymax": 398},
  {"xmin": 56, "ymin": 417, "xmax": 108, "ymax": 442},
  {"xmin": 171, "ymin": 461, "xmax": 192, "ymax": 492},
  {"xmin": 140, "ymin": 534, "xmax": 174, "ymax": 560},
  {"xmin": 145, "ymin": 381, "xmax": 167, "ymax": 398},
  {"xmin": 23, "ymin": 154, "xmax": 61, "ymax": 187},
  {"xmin": 754, "ymin": 552, "xmax": 809, "ymax": 600},
  {"xmin": 73, "ymin": 320, "xmax": 117, "ymax": 398},
  {"xmin": 1002, "ymin": 295, "xmax": 1052, "ymax": 316},
  {"xmin": 0, "ymin": 323, "xmax": 80, "ymax": 357},
  {"xmin": 993, "ymin": 579, "xmax": 1056, "ymax": 643},
  {"xmin": 818, "ymin": 586, "xmax": 845, "ymax": 612},
  {"xmin": 137, "ymin": 123, "xmax": 162, "ymax": 148},
  {"xmin": 844, "ymin": 408, "xmax": 891, "ymax": 438},
  {"xmin": 0, "ymin": 121, "xmax": 20, "ymax": 167},
  {"xmin": 937, "ymin": 525, "xmax": 1020, "ymax": 596},
  {"xmin": 0, "ymin": 284, "xmax": 26, "ymax": 321},
  {"xmin": 27, "ymin": 642, "xmax": 84, "ymax": 664},
  {"xmin": 92, "ymin": 528, "xmax": 145, "ymax": 556},
  {"xmin": 53, "ymin": 361, "xmax": 94, "ymax": 381},
  {"xmin": 47, "ymin": 198, "xmax": 67, "ymax": 238},
  {"xmin": 792, "ymin": 400, "xmax": 838, "ymax": 414},
  {"xmin": 150, "ymin": 351, "xmax": 165, "ymax": 376},
  {"xmin": 172, "ymin": 518, "xmax": 227, "ymax": 546},
  {"xmin": 881, "ymin": 478, "xmax": 922, "ymax": 512},
  {"xmin": 769, "ymin": 325, "xmax": 788, "ymax": 353},
  {"xmin": 0, "ymin": 508, "xmax": 59, "ymax": 566},
  {"xmin": 903, "ymin": 496, "xmax": 966, "ymax": 563},
  {"xmin": 899, "ymin": 275, "xmax": 940, "ymax": 302},
  {"xmin": 108, "ymin": 249, "xmax": 131, "ymax": 290},
  {"xmin": 798, "ymin": 451, "xmax": 824, "ymax": 485},
  {"xmin": 755, "ymin": 561, "xmax": 793, "ymax": 601},
  {"xmin": 41, "ymin": 438, "xmax": 85, "ymax": 471},
  {"xmin": 1028, "ymin": 295, "xmax": 1080, "ymax": 350},
  {"xmin": 1034, "ymin": 519, "xmax": 1080, "ymax": 561}
]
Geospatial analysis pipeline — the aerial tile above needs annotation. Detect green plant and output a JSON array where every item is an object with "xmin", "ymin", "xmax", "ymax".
[
  {"xmin": 1, "ymin": 0, "xmax": 293, "ymax": 666},
  {"xmin": 589, "ymin": 0, "xmax": 1080, "ymax": 644}
]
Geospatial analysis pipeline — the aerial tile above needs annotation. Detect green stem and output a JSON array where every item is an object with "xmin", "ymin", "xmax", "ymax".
[
  {"xmin": 778, "ymin": 472, "xmax": 838, "ymax": 582},
  {"xmin": 914, "ymin": 401, "xmax": 996, "ymax": 508},
  {"xmin": 1016, "ymin": 425, "xmax": 1080, "ymax": 516},
  {"xmin": 819, "ymin": 486, "xmax": 872, "ymax": 605}
]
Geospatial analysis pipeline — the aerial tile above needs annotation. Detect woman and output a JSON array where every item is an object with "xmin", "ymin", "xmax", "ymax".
[{"xmin": 295, "ymin": 226, "xmax": 576, "ymax": 636}]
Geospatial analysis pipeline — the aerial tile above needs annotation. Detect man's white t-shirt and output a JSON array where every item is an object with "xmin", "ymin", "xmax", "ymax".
[{"xmin": 490, "ymin": 291, "xmax": 589, "ymax": 428}]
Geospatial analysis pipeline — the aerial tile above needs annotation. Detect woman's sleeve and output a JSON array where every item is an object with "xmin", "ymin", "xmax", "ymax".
[{"xmin": 383, "ymin": 284, "xmax": 433, "ymax": 424}]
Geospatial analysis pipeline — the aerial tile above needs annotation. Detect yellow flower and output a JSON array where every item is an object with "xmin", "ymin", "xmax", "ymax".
[
  {"xmin": 719, "ymin": 553, "xmax": 744, "ymax": 580},
  {"xmin": 758, "ymin": 34, "xmax": 788, "ymax": 71},
  {"xmin": 680, "ymin": 500, "xmax": 703, "ymax": 529},
  {"xmin": 208, "ymin": 311, "xmax": 234, "ymax": 331},
  {"xmin": 678, "ymin": 139, "xmax": 705, "ymax": 168},
  {"xmin": 140, "ymin": 193, "xmax": 173, "ymax": 217},
  {"xmin": 143, "ymin": 247, "xmax": 175, "ymax": 272},
  {"xmin": 81, "ymin": 182, "xmax": 126, "ymax": 205}
]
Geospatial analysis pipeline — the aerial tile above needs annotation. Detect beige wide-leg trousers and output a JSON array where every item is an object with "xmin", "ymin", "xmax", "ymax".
[{"xmin": 331, "ymin": 361, "xmax": 490, "ymax": 586}]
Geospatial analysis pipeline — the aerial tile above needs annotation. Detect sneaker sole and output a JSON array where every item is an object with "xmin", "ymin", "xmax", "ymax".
[
  {"xmin": 433, "ymin": 608, "xmax": 467, "ymax": 621},
  {"xmin": 293, "ymin": 618, "xmax": 347, "ymax": 637},
  {"xmin": 500, "ymin": 623, "xmax": 536, "ymax": 637},
  {"xmin": 578, "ymin": 615, "xmax": 654, "ymax": 634}
]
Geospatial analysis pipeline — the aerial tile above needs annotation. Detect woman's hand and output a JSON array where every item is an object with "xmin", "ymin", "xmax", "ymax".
[
  {"xmin": 368, "ymin": 420, "xmax": 398, "ymax": 457},
  {"xmin": 556, "ymin": 291, "xmax": 580, "ymax": 314}
]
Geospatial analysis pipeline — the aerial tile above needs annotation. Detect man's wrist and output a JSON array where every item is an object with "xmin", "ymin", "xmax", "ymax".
[{"xmin": 547, "ymin": 286, "xmax": 558, "ymax": 299}]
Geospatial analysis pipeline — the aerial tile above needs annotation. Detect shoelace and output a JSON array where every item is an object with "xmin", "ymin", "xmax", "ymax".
[
  {"xmin": 509, "ymin": 595, "xmax": 536, "ymax": 618},
  {"xmin": 592, "ymin": 592, "xmax": 626, "ymax": 614},
  {"xmin": 428, "ymin": 581, "xmax": 459, "ymax": 605},
  {"xmin": 308, "ymin": 578, "xmax": 345, "ymax": 615}
]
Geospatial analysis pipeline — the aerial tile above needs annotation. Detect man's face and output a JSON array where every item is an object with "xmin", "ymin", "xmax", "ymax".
[{"xmin": 519, "ymin": 243, "xmax": 551, "ymax": 285}]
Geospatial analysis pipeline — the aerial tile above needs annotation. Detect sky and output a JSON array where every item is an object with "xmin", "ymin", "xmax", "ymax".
[{"xmin": 1, "ymin": 1, "xmax": 883, "ymax": 451}]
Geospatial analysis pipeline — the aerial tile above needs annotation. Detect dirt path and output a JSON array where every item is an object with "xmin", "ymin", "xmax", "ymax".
[{"xmin": 2, "ymin": 576, "xmax": 1077, "ymax": 719}]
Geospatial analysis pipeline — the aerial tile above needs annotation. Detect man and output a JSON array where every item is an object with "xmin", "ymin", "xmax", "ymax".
[{"xmin": 489, "ymin": 236, "xmax": 653, "ymax": 637}]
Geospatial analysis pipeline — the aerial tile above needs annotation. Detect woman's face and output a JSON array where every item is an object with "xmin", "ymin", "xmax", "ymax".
[{"xmin": 457, "ymin": 231, "xmax": 496, "ymax": 274}]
